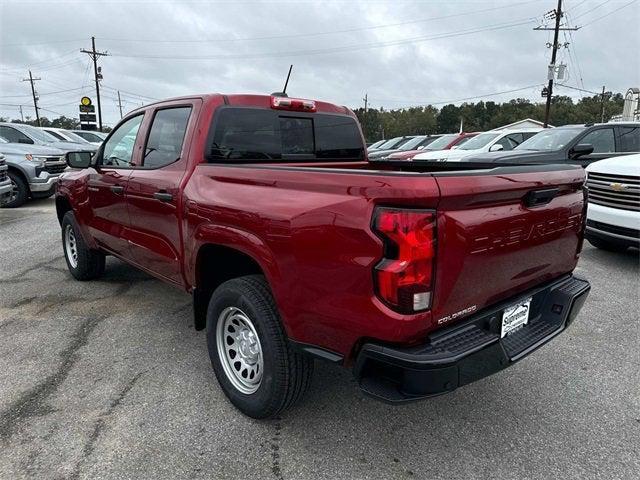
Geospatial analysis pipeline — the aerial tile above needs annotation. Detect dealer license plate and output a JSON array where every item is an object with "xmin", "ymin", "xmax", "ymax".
[{"xmin": 501, "ymin": 298, "xmax": 532, "ymax": 338}]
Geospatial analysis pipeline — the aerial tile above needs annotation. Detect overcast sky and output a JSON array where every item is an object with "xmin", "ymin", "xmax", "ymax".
[{"xmin": 1, "ymin": 0, "xmax": 638, "ymax": 127}]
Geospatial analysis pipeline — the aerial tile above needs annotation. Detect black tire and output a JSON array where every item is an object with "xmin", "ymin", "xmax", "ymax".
[
  {"xmin": 206, "ymin": 275, "xmax": 313, "ymax": 418},
  {"xmin": 2, "ymin": 171, "xmax": 29, "ymax": 208},
  {"xmin": 61, "ymin": 211, "xmax": 105, "ymax": 280},
  {"xmin": 587, "ymin": 236, "xmax": 629, "ymax": 253}
]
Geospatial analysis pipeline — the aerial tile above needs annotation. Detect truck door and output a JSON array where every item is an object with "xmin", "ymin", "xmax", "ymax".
[
  {"xmin": 125, "ymin": 103, "xmax": 197, "ymax": 286},
  {"xmin": 85, "ymin": 113, "xmax": 144, "ymax": 257},
  {"xmin": 570, "ymin": 126, "xmax": 617, "ymax": 167}
]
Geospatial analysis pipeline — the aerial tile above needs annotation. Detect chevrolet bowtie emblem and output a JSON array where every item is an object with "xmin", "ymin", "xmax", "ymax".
[{"xmin": 609, "ymin": 182, "xmax": 628, "ymax": 191}]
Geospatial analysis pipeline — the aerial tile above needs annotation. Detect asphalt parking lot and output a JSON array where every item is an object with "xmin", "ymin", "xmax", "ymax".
[{"xmin": 0, "ymin": 198, "xmax": 638, "ymax": 480}]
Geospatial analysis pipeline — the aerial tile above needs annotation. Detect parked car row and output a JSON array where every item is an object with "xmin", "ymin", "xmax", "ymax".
[
  {"xmin": 370, "ymin": 122, "xmax": 640, "ymax": 167},
  {"xmin": 0, "ymin": 123, "xmax": 101, "ymax": 208}
]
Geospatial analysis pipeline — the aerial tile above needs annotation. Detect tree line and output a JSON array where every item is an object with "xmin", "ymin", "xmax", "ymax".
[
  {"xmin": 354, "ymin": 93, "xmax": 626, "ymax": 142},
  {"xmin": 1, "ymin": 92, "xmax": 625, "ymax": 141}
]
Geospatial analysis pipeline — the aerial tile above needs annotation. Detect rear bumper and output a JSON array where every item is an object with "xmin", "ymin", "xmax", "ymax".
[{"xmin": 353, "ymin": 275, "xmax": 590, "ymax": 403}]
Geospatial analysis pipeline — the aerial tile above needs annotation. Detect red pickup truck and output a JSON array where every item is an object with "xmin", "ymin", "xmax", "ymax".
[{"xmin": 56, "ymin": 94, "xmax": 590, "ymax": 418}]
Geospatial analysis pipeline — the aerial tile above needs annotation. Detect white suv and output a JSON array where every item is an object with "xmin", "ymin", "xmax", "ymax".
[
  {"xmin": 412, "ymin": 128, "xmax": 542, "ymax": 162},
  {"xmin": 585, "ymin": 153, "xmax": 639, "ymax": 252}
]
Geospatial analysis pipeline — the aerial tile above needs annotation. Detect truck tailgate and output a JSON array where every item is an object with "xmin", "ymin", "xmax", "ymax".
[{"xmin": 430, "ymin": 165, "xmax": 586, "ymax": 328}]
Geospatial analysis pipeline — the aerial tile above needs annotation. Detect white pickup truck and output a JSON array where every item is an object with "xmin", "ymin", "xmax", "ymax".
[{"xmin": 585, "ymin": 154, "xmax": 640, "ymax": 252}]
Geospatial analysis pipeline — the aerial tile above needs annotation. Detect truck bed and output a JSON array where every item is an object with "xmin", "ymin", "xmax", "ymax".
[{"xmin": 187, "ymin": 159, "xmax": 586, "ymax": 357}]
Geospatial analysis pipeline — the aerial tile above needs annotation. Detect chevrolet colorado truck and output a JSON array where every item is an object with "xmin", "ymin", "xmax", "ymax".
[{"xmin": 55, "ymin": 94, "xmax": 591, "ymax": 418}]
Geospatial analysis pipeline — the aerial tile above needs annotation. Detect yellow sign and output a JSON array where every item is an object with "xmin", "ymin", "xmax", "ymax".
[{"xmin": 80, "ymin": 96, "xmax": 92, "ymax": 106}]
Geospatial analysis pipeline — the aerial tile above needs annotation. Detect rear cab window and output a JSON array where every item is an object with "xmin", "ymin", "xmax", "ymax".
[{"xmin": 207, "ymin": 108, "xmax": 364, "ymax": 162}]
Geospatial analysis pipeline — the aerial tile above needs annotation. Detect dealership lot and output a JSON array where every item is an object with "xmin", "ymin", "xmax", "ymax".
[{"xmin": 0, "ymin": 198, "xmax": 638, "ymax": 480}]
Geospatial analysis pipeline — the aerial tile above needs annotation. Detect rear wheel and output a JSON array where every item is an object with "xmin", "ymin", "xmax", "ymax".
[
  {"xmin": 206, "ymin": 275, "xmax": 313, "ymax": 418},
  {"xmin": 62, "ymin": 211, "xmax": 105, "ymax": 280},
  {"xmin": 587, "ymin": 236, "xmax": 629, "ymax": 253},
  {"xmin": 2, "ymin": 171, "xmax": 29, "ymax": 208}
]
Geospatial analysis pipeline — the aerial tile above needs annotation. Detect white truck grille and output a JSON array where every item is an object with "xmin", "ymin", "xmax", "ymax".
[{"xmin": 586, "ymin": 172, "xmax": 640, "ymax": 212}]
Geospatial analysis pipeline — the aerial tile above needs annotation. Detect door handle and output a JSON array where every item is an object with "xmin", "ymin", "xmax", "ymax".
[
  {"xmin": 153, "ymin": 191, "xmax": 173, "ymax": 202},
  {"xmin": 110, "ymin": 185, "xmax": 125, "ymax": 194}
]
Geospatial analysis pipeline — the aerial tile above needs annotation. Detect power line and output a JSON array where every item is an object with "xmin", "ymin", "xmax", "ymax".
[
  {"xmin": 101, "ymin": 85, "xmax": 159, "ymax": 101},
  {"xmin": 109, "ymin": 18, "xmax": 536, "ymax": 60},
  {"xmin": 581, "ymin": 0, "xmax": 638, "ymax": 26},
  {"xmin": 96, "ymin": 0, "xmax": 540, "ymax": 45},
  {"xmin": 571, "ymin": 0, "xmax": 612, "ymax": 20},
  {"xmin": 556, "ymin": 83, "xmax": 602, "ymax": 95},
  {"xmin": 0, "ymin": 50, "xmax": 80, "ymax": 74},
  {"xmin": 563, "ymin": 12, "xmax": 585, "ymax": 91},
  {"xmin": 366, "ymin": 84, "xmax": 545, "ymax": 108}
]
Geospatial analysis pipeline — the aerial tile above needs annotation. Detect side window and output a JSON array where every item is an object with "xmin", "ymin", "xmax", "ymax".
[
  {"xmin": 0, "ymin": 126, "xmax": 32, "ymax": 144},
  {"xmin": 579, "ymin": 128, "xmax": 615, "ymax": 153},
  {"xmin": 143, "ymin": 107, "xmax": 192, "ymax": 168},
  {"xmin": 506, "ymin": 133, "xmax": 524, "ymax": 148},
  {"xmin": 101, "ymin": 115, "xmax": 144, "ymax": 167},
  {"xmin": 522, "ymin": 132, "xmax": 538, "ymax": 141},
  {"xmin": 495, "ymin": 136, "xmax": 514, "ymax": 150},
  {"xmin": 619, "ymin": 126, "xmax": 640, "ymax": 152}
]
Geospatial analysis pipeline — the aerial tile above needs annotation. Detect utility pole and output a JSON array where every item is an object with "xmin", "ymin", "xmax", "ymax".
[
  {"xmin": 534, "ymin": 0, "xmax": 578, "ymax": 127},
  {"xmin": 363, "ymin": 93, "xmax": 368, "ymax": 114},
  {"xmin": 81, "ymin": 37, "xmax": 109, "ymax": 131},
  {"xmin": 117, "ymin": 90, "xmax": 123, "ymax": 119},
  {"xmin": 22, "ymin": 70, "xmax": 41, "ymax": 126},
  {"xmin": 600, "ymin": 86, "xmax": 607, "ymax": 123},
  {"xmin": 19, "ymin": 105, "xmax": 24, "ymax": 122}
]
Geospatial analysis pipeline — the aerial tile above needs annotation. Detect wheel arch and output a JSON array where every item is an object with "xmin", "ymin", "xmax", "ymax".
[
  {"xmin": 55, "ymin": 195, "xmax": 73, "ymax": 226},
  {"xmin": 193, "ymin": 243, "xmax": 273, "ymax": 331}
]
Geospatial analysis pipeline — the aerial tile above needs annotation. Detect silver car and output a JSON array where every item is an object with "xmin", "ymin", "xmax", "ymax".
[
  {"xmin": 0, "ymin": 122, "xmax": 97, "ymax": 153},
  {"xmin": 0, "ymin": 135, "xmax": 67, "ymax": 208}
]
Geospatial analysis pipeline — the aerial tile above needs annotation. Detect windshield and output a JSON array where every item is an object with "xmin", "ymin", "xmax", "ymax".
[
  {"xmin": 367, "ymin": 140, "xmax": 385, "ymax": 150},
  {"xmin": 20, "ymin": 125, "xmax": 57, "ymax": 143},
  {"xmin": 458, "ymin": 132, "xmax": 500, "ymax": 150},
  {"xmin": 74, "ymin": 131, "xmax": 105, "ymax": 142},
  {"xmin": 515, "ymin": 128, "xmax": 584, "ymax": 151},
  {"xmin": 398, "ymin": 135, "xmax": 427, "ymax": 151},
  {"xmin": 377, "ymin": 137, "xmax": 403, "ymax": 150},
  {"xmin": 45, "ymin": 130, "xmax": 67, "ymax": 141},
  {"xmin": 63, "ymin": 131, "xmax": 91, "ymax": 143},
  {"xmin": 422, "ymin": 134, "xmax": 458, "ymax": 150}
]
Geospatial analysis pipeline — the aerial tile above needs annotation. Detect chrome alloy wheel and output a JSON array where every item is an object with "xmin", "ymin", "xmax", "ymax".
[
  {"xmin": 64, "ymin": 224, "xmax": 78, "ymax": 268},
  {"xmin": 216, "ymin": 306, "xmax": 264, "ymax": 394}
]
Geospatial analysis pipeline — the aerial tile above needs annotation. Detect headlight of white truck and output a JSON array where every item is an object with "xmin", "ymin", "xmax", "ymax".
[{"xmin": 24, "ymin": 154, "xmax": 48, "ymax": 167}]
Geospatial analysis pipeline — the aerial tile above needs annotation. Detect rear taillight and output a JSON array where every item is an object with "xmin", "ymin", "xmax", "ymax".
[
  {"xmin": 372, "ymin": 207, "xmax": 436, "ymax": 314},
  {"xmin": 271, "ymin": 95, "xmax": 316, "ymax": 112}
]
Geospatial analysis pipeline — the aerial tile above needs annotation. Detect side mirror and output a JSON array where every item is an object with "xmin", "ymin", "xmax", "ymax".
[
  {"xmin": 489, "ymin": 143, "xmax": 504, "ymax": 152},
  {"xmin": 450, "ymin": 145, "xmax": 459, "ymax": 150},
  {"xmin": 570, "ymin": 143, "xmax": 594, "ymax": 158},
  {"xmin": 65, "ymin": 151, "xmax": 93, "ymax": 168},
  {"xmin": 18, "ymin": 138, "xmax": 34, "ymax": 144}
]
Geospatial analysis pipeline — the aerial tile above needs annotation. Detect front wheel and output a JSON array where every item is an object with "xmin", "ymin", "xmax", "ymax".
[
  {"xmin": 62, "ymin": 211, "xmax": 105, "ymax": 280},
  {"xmin": 206, "ymin": 275, "xmax": 313, "ymax": 418},
  {"xmin": 2, "ymin": 171, "xmax": 29, "ymax": 208}
]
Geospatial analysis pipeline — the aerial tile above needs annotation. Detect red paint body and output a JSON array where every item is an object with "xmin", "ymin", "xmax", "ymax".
[
  {"xmin": 388, "ymin": 132, "xmax": 480, "ymax": 160},
  {"xmin": 56, "ymin": 94, "xmax": 586, "ymax": 363}
]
